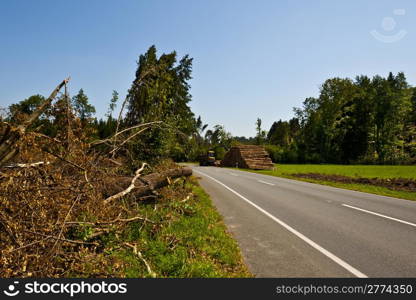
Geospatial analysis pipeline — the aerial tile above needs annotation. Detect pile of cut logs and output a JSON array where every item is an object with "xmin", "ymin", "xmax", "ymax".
[{"xmin": 220, "ymin": 145, "xmax": 274, "ymax": 170}]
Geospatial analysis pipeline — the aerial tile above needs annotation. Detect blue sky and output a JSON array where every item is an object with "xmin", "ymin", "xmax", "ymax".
[{"xmin": 0, "ymin": 0, "xmax": 415, "ymax": 137}]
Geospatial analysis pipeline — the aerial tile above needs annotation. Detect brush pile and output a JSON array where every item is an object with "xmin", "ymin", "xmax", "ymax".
[{"xmin": 0, "ymin": 79, "xmax": 191, "ymax": 277}]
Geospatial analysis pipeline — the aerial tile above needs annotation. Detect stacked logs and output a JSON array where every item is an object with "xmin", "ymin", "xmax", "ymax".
[{"xmin": 220, "ymin": 145, "xmax": 274, "ymax": 170}]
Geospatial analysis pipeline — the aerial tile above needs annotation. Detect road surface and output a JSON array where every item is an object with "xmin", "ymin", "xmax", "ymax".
[{"xmin": 192, "ymin": 166, "xmax": 416, "ymax": 277}]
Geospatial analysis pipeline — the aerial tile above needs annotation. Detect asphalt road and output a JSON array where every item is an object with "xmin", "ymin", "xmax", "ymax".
[{"xmin": 192, "ymin": 166, "xmax": 416, "ymax": 277}]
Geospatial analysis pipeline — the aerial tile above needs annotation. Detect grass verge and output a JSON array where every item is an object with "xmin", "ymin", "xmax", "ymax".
[
  {"xmin": 243, "ymin": 164, "xmax": 416, "ymax": 201},
  {"xmin": 74, "ymin": 177, "xmax": 251, "ymax": 278},
  {"xmin": 265, "ymin": 164, "xmax": 416, "ymax": 179}
]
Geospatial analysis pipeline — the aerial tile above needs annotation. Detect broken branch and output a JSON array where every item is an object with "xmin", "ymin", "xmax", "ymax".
[{"xmin": 124, "ymin": 242, "xmax": 156, "ymax": 278}]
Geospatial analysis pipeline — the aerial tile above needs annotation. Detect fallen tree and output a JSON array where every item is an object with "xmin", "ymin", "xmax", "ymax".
[
  {"xmin": 104, "ymin": 166, "xmax": 192, "ymax": 204},
  {"xmin": 0, "ymin": 79, "xmax": 193, "ymax": 277}
]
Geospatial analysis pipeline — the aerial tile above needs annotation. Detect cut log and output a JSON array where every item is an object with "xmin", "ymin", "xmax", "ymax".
[{"xmin": 103, "ymin": 167, "xmax": 192, "ymax": 203}]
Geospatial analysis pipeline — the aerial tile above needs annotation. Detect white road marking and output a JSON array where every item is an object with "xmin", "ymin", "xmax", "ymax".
[
  {"xmin": 342, "ymin": 204, "xmax": 416, "ymax": 228},
  {"xmin": 257, "ymin": 180, "xmax": 275, "ymax": 186},
  {"xmin": 194, "ymin": 169, "xmax": 367, "ymax": 278},
  {"xmin": 229, "ymin": 173, "xmax": 239, "ymax": 177}
]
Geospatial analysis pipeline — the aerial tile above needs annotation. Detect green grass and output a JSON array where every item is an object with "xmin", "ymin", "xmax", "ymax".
[
  {"xmin": 264, "ymin": 164, "xmax": 416, "ymax": 179},
  {"xmin": 244, "ymin": 164, "xmax": 416, "ymax": 201},
  {"xmin": 80, "ymin": 181, "xmax": 251, "ymax": 278}
]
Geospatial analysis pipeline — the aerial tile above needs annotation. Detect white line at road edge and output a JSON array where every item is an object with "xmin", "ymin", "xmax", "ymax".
[
  {"xmin": 194, "ymin": 169, "xmax": 367, "ymax": 278},
  {"xmin": 342, "ymin": 204, "xmax": 416, "ymax": 228},
  {"xmin": 258, "ymin": 180, "xmax": 275, "ymax": 186}
]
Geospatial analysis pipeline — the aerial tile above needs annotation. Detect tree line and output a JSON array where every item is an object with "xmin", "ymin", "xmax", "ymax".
[
  {"xmin": 257, "ymin": 72, "xmax": 416, "ymax": 164},
  {"xmin": 6, "ymin": 46, "xmax": 415, "ymax": 165}
]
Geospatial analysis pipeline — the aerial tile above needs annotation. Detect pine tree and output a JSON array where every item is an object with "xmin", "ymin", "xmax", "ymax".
[{"xmin": 72, "ymin": 89, "xmax": 96, "ymax": 121}]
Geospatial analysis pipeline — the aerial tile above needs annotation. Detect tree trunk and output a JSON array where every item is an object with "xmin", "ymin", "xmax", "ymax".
[{"xmin": 103, "ymin": 167, "xmax": 192, "ymax": 202}]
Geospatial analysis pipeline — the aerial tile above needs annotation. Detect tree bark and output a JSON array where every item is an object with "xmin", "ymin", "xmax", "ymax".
[{"xmin": 103, "ymin": 167, "xmax": 192, "ymax": 203}]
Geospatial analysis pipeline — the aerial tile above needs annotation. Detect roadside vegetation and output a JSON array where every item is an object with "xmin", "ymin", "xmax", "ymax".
[
  {"xmin": 266, "ymin": 164, "xmax": 416, "ymax": 179},
  {"xmin": 248, "ymin": 164, "xmax": 416, "ymax": 201},
  {"xmin": 239, "ymin": 72, "xmax": 416, "ymax": 166},
  {"xmin": 0, "ymin": 45, "xmax": 250, "ymax": 277},
  {"xmin": 72, "ymin": 178, "xmax": 251, "ymax": 278},
  {"xmin": 3, "ymin": 43, "xmax": 416, "ymax": 277},
  {"xmin": 232, "ymin": 72, "xmax": 416, "ymax": 201}
]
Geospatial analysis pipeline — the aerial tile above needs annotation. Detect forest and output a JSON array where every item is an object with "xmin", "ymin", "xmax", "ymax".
[{"xmin": 259, "ymin": 73, "xmax": 416, "ymax": 165}]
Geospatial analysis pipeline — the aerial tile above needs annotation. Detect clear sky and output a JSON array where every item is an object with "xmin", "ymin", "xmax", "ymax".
[{"xmin": 0, "ymin": 0, "xmax": 415, "ymax": 137}]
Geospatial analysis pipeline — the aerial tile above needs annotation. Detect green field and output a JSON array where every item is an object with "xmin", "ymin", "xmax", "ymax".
[
  {"xmin": 248, "ymin": 164, "xmax": 416, "ymax": 201},
  {"xmin": 264, "ymin": 164, "xmax": 416, "ymax": 179}
]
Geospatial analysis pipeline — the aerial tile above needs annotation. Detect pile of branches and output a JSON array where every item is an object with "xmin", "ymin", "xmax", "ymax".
[{"xmin": 0, "ymin": 79, "xmax": 191, "ymax": 277}]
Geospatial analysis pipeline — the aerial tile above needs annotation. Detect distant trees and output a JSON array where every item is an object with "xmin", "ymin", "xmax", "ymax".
[
  {"xmin": 255, "ymin": 118, "xmax": 266, "ymax": 145},
  {"xmin": 265, "ymin": 118, "xmax": 300, "ymax": 163},
  {"xmin": 9, "ymin": 95, "xmax": 45, "ymax": 120},
  {"xmin": 233, "ymin": 136, "xmax": 255, "ymax": 144},
  {"xmin": 7, "ymin": 56, "xmax": 415, "ymax": 166},
  {"xmin": 72, "ymin": 89, "xmax": 96, "ymax": 122},
  {"xmin": 8, "ymin": 94, "xmax": 57, "ymax": 137},
  {"xmin": 8, "ymin": 88, "xmax": 100, "ymax": 139},
  {"xmin": 266, "ymin": 72, "xmax": 415, "ymax": 164},
  {"xmin": 204, "ymin": 124, "xmax": 232, "ymax": 160},
  {"xmin": 8, "ymin": 95, "xmax": 49, "ymax": 129},
  {"xmin": 95, "ymin": 90, "xmax": 119, "ymax": 139},
  {"xmin": 268, "ymin": 120, "xmax": 289, "ymax": 146},
  {"xmin": 106, "ymin": 90, "xmax": 118, "ymax": 119}
]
